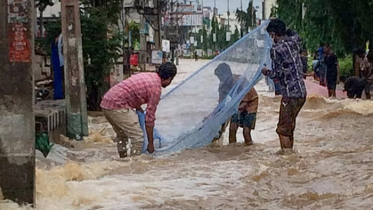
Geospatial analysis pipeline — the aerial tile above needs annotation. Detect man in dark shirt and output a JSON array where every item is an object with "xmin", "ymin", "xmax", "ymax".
[
  {"xmin": 324, "ymin": 43, "xmax": 340, "ymax": 97},
  {"xmin": 262, "ymin": 19, "xmax": 307, "ymax": 151},
  {"xmin": 341, "ymin": 76, "xmax": 366, "ymax": 99}
]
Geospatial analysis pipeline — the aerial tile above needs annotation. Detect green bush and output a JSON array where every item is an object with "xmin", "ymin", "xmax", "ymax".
[{"xmin": 338, "ymin": 54, "xmax": 353, "ymax": 78}]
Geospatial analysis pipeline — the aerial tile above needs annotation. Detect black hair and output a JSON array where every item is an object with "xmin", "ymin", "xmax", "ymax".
[
  {"xmin": 340, "ymin": 76, "xmax": 346, "ymax": 83},
  {"xmin": 214, "ymin": 63, "xmax": 232, "ymax": 78},
  {"xmin": 353, "ymin": 47, "xmax": 365, "ymax": 55},
  {"xmin": 324, "ymin": 43, "xmax": 331, "ymax": 48},
  {"xmin": 157, "ymin": 62, "xmax": 177, "ymax": 80},
  {"xmin": 266, "ymin": 19, "xmax": 286, "ymax": 36}
]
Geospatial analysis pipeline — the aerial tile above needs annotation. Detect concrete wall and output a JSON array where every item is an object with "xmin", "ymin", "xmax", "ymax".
[{"xmin": 0, "ymin": 0, "xmax": 36, "ymax": 205}]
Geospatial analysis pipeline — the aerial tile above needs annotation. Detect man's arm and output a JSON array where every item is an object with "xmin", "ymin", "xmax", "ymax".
[
  {"xmin": 145, "ymin": 89, "xmax": 161, "ymax": 153},
  {"xmin": 262, "ymin": 48, "xmax": 281, "ymax": 79},
  {"xmin": 354, "ymin": 56, "xmax": 360, "ymax": 77}
]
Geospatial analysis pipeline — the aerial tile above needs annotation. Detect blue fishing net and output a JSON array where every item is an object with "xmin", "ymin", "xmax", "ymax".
[{"xmin": 140, "ymin": 20, "xmax": 273, "ymax": 155}]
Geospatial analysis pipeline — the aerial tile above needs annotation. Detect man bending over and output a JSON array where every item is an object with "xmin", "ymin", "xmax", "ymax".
[{"xmin": 101, "ymin": 62, "xmax": 177, "ymax": 158}]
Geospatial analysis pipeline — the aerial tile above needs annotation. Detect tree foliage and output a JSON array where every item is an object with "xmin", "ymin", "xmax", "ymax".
[
  {"xmin": 39, "ymin": 0, "xmax": 123, "ymax": 110},
  {"xmin": 277, "ymin": 0, "xmax": 373, "ymax": 56},
  {"xmin": 236, "ymin": 1, "xmax": 257, "ymax": 36}
]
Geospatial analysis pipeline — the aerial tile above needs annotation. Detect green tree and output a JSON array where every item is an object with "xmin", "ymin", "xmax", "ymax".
[
  {"xmin": 40, "ymin": 1, "xmax": 123, "ymax": 110},
  {"xmin": 232, "ymin": 26, "xmax": 240, "ymax": 44},
  {"xmin": 236, "ymin": 1, "xmax": 257, "ymax": 36}
]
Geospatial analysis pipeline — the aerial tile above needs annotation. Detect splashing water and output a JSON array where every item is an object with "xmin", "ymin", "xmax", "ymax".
[{"xmin": 1, "ymin": 60, "xmax": 373, "ymax": 210}]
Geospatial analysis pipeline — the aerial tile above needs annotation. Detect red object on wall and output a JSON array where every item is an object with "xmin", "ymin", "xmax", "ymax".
[{"xmin": 130, "ymin": 54, "xmax": 138, "ymax": 66}]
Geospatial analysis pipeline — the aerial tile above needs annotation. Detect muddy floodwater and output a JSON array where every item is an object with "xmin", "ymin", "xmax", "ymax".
[{"xmin": 1, "ymin": 60, "xmax": 373, "ymax": 210}]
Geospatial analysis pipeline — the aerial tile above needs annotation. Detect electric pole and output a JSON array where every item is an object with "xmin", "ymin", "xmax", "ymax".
[
  {"xmin": 61, "ymin": 0, "xmax": 89, "ymax": 139},
  {"xmin": 240, "ymin": 0, "xmax": 244, "ymax": 37},
  {"xmin": 154, "ymin": 0, "xmax": 162, "ymax": 50},
  {"xmin": 214, "ymin": 0, "xmax": 217, "ymax": 51},
  {"xmin": 0, "ymin": 0, "xmax": 36, "ymax": 205}
]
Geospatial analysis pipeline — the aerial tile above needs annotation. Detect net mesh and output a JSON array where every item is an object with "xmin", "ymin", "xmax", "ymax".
[{"xmin": 143, "ymin": 21, "xmax": 273, "ymax": 155}]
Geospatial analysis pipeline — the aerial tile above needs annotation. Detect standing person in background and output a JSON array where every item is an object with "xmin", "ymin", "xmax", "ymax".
[
  {"xmin": 300, "ymin": 49, "xmax": 308, "ymax": 79},
  {"xmin": 354, "ymin": 48, "xmax": 369, "ymax": 78},
  {"xmin": 57, "ymin": 33, "xmax": 65, "ymax": 99},
  {"xmin": 312, "ymin": 51, "xmax": 320, "ymax": 81},
  {"xmin": 317, "ymin": 43, "xmax": 327, "ymax": 86},
  {"xmin": 51, "ymin": 33, "xmax": 63, "ymax": 100},
  {"xmin": 324, "ymin": 43, "xmax": 340, "ymax": 98},
  {"xmin": 363, "ymin": 51, "xmax": 373, "ymax": 99},
  {"xmin": 262, "ymin": 19, "xmax": 307, "ymax": 152}
]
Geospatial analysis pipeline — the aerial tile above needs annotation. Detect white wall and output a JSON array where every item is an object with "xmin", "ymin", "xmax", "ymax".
[
  {"xmin": 37, "ymin": 0, "xmax": 61, "ymax": 17},
  {"xmin": 264, "ymin": 0, "xmax": 277, "ymax": 19}
]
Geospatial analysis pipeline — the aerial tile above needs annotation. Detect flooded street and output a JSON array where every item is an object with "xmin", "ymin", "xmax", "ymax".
[{"xmin": 1, "ymin": 59, "xmax": 373, "ymax": 210}]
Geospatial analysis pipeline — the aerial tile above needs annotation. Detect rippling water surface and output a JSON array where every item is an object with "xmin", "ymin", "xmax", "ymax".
[{"xmin": 1, "ymin": 60, "xmax": 373, "ymax": 210}]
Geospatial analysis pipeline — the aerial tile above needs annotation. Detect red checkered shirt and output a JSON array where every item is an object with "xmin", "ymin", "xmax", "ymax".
[{"xmin": 100, "ymin": 73, "xmax": 162, "ymax": 126}]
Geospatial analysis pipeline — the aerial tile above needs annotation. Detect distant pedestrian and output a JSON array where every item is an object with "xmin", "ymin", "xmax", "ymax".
[
  {"xmin": 363, "ymin": 51, "xmax": 373, "ymax": 99},
  {"xmin": 354, "ymin": 48, "xmax": 369, "ymax": 78},
  {"xmin": 312, "ymin": 51, "xmax": 320, "ymax": 81},
  {"xmin": 317, "ymin": 43, "xmax": 327, "ymax": 86},
  {"xmin": 300, "ymin": 49, "xmax": 308, "ymax": 79},
  {"xmin": 323, "ymin": 43, "xmax": 340, "ymax": 98}
]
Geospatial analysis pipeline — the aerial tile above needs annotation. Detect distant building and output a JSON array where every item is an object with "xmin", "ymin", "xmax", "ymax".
[{"xmin": 264, "ymin": 0, "xmax": 277, "ymax": 19}]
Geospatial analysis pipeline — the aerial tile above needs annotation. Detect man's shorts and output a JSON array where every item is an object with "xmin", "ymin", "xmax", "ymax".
[
  {"xmin": 276, "ymin": 97, "xmax": 306, "ymax": 137},
  {"xmin": 231, "ymin": 112, "xmax": 257, "ymax": 129}
]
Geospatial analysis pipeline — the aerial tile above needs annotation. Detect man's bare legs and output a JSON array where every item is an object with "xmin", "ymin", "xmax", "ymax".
[
  {"xmin": 328, "ymin": 89, "xmax": 336, "ymax": 98},
  {"xmin": 229, "ymin": 122, "xmax": 238, "ymax": 144},
  {"xmin": 243, "ymin": 127, "xmax": 253, "ymax": 145},
  {"xmin": 279, "ymin": 134, "xmax": 293, "ymax": 149}
]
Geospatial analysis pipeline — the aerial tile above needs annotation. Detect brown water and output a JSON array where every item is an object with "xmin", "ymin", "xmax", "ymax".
[
  {"xmin": 1, "ymin": 60, "xmax": 373, "ymax": 210},
  {"xmin": 1, "ymin": 95, "xmax": 373, "ymax": 210}
]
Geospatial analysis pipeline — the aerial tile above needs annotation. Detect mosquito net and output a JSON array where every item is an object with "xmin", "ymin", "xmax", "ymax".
[{"xmin": 140, "ymin": 20, "xmax": 273, "ymax": 155}]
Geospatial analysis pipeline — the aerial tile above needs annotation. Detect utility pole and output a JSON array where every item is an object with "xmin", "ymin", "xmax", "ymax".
[
  {"xmin": 140, "ymin": 13, "xmax": 147, "ymax": 71},
  {"xmin": 227, "ymin": 0, "xmax": 230, "ymax": 44},
  {"xmin": 262, "ymin": 0, "xmax": 265, "ymax": 20},
  {"xmin": 61, "ymin": 0, "xmax": 88, "ymax": 139},
  {"xmin": 214, "ymin": 0, "xmax": 217, "ymax": 51},
  {"xmin": 154, "ymin": 0, "xmax": 162, "ymax": 50},
  {"xmin": 0, "ymin": 0, "xmax": 35, "ymax": 205},
  {"xmin": 240, "ymin": 0, "xmax": 244, "ymax": 37}
]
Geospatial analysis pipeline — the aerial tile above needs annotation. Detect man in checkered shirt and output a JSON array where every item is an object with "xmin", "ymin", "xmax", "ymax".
[
  {"xmin": 101, "ymin": 62, "xmax": 177, "ymax": 158},
  {"xmin": 262, "ymin": 19, "xmax": 307, "ymax": 152}
]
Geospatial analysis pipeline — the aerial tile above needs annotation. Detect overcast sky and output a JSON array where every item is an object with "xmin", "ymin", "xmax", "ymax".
[{"xmin": 201, "ymin": 0, "xmax": 262, "ymax": 17}]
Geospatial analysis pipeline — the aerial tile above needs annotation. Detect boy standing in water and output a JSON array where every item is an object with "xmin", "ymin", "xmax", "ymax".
[
  {"xmin": 262, "ymin": 19, "xmax": 307, "ymax": 151},
  {"xmin": 213, "ymin": 63, "xmax": 258, "ymax": 145},
  {"xmin": 229, "ymin": 88, "xmax": 258, "ymax": 145}
]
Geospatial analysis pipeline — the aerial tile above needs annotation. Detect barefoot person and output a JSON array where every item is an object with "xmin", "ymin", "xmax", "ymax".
[
  {"xmin": 213, "ymin": 63, "xmax": 258, "ymax": 146},
  {"xmin": 262, "ymin": 19, "xmax": 307, "ymax": 151},
  {"xmin": 324, "ymin": 43, "xmax": 340, "ymax": 98},
  {"xmin": 229, "ymin": 88, "xmax": 258, "ymax": 145},
  {"xmin": 101, "ymin": 62, "xmax": 177, "ymax": 158}
]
